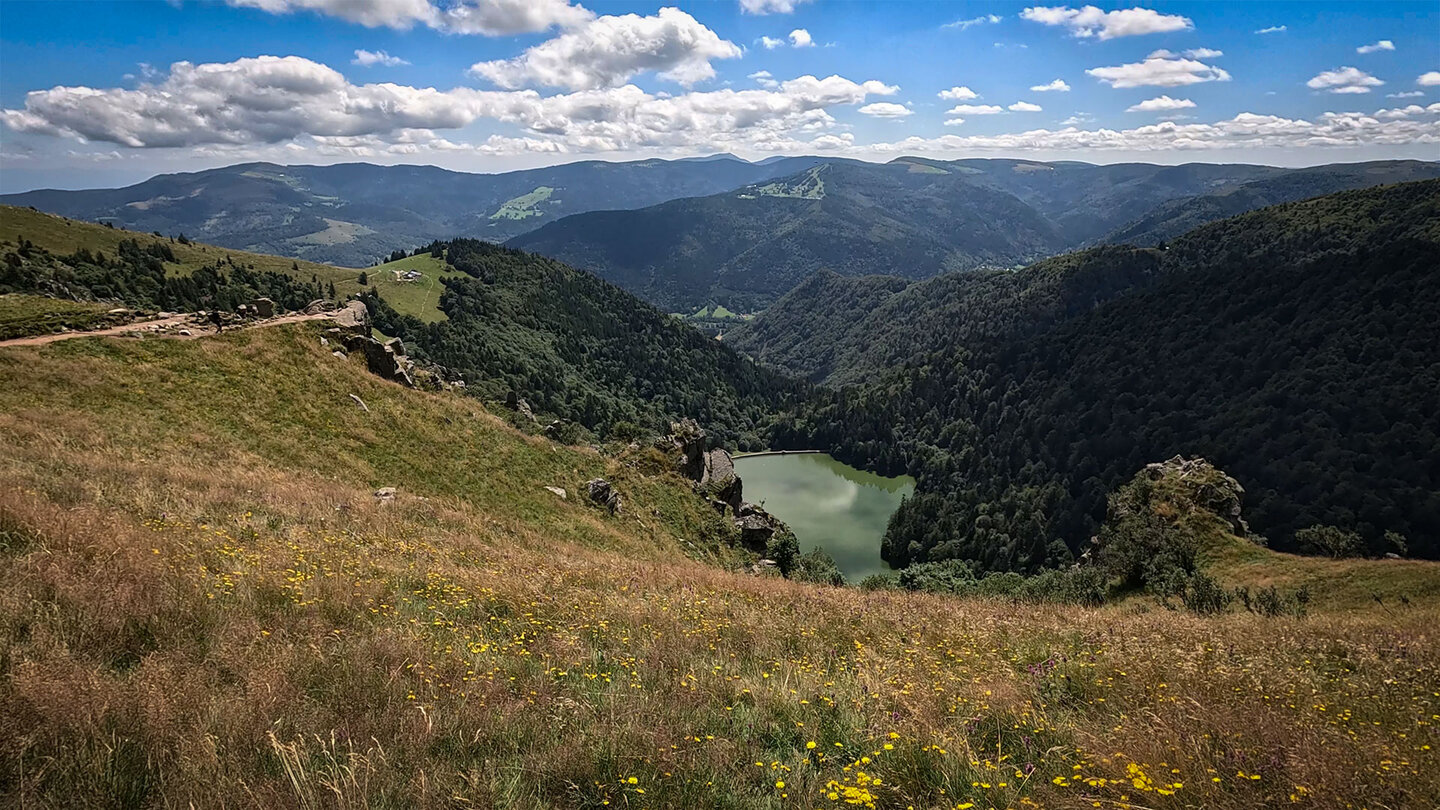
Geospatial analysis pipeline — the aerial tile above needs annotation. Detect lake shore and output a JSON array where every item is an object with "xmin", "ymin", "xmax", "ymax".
[{"xmin": 731, "ymin": 449, "xmax": 822, "ymax": 459}]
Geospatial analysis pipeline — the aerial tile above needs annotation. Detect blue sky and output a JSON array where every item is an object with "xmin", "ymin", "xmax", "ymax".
[{"xmin": 1, "ymin": 1, "xmax": 1437, "ymax": 190}]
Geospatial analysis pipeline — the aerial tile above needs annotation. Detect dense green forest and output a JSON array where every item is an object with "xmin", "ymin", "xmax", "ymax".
[
  {"xmin": 361, "ymin": 238, "xmax": 805, "ymax": 448},
  {"xmin": 0, "ymin": 235, "xmax": 328, "ymax": 312},
  {"xmin": 760, "ymin": 180, "xmax": 1440, "ymax": 567}
]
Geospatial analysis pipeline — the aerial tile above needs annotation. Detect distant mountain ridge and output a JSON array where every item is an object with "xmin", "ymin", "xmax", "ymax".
[
  {"xmin": 509, "ymin": 158, "xmax": 1440, "ymax": 310},
  {"xmin": 0, "ymin": 156, "xmax": 828, "ymax": 267}
]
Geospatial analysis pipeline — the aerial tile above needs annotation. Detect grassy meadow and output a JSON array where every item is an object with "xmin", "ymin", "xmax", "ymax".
[
  {"xmin": 353, "ymin": 254, "xmax": 466, "ymax": 323},
  {"xmin": 0, "ymin": 325, "xmax": 1436, "ymax": 809}
]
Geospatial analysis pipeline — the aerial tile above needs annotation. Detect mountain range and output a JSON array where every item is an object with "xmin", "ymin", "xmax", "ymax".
[{"xmin": 0, "ymin": 155, "xmax": 826, "ymax": 268}]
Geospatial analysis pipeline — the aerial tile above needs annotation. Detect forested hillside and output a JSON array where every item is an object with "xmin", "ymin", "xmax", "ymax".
[
  {"xmin": 364, "ymin": 238, "xmax": 805, "ymax": 448},
  {"xmin": 761, "ymin": 180, "xmax": 1440, "ymax": 568}
]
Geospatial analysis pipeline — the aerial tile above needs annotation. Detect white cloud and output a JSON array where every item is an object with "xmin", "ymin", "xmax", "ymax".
[
  {"xmin": 1419, "ymin": 72, "xmax": 1440, "ymax": 86},
  {"xmin": 857, "ymin": 102, "xmax": 913, "ymax": 118},
  {"xmin": 947, "ymin": 104, "xmax": 1004, "ymax": 115},
  {"xmin": 1356, "ymin": 40, "xmax": 1395, "ymax": 54},
  {"xmin": 1087, "ymin": 53, "xmax": 1231, "ymax": 88},
  {"xmin": 943, "ymin": 118, "xmax": 966, "ymax": 126},
  {"xmin": 352, "ymin": 49, "xmax": 409, "ymax": 67},
  {"xmin": 748, "ymin": 70, "xmax": 779, "ymax": 89},
  {"xmin": 943, "ymin": 14, "xmax": 1001, "ymax": 30},
  {"xmin": 1127, "ymin": 95, "xmax": 1196, "ymax": 112},
  {"xmin": 0, "ymin": 54, "xmax": 900, "ymax": 155},
  {"xmin": 859, "ymin": 110, "xmax": 1440, "ymax": 156},
  {"xmin": 760, "ymin": 36, "xmax": 785, "ymax": 49},
  {"xmin": 938, "ymin": 86, "xmax": 980, "ymax": 100},
  {"xmin": 739, "ymin": 0, "xmax": 811, "ymax": 14},
  {"xmin": 1373, "ymin": 102, "xmax": 1440, "ymax": 120},
  {"xmin": 1254, "ymin": 25, "xmax": 1286, "ymax": 34},
  {"xmin": 470, "ymin": 8, "xmax": 741, "ymax": 90},
  {"xmin": 1184, "ymin": 48, "xmax": 1223, "ymax": 58},
  {"xmin": 1307, "ymin": 66, "xmax": 1385, "ymax": 94},
  {"xmin": 226, "ymin": 0, "xmax": 594, "ymax": 35},
  {"xmin": 1020, "ymin": 5, "xmax": 1191, "ymax": 39},
  {"xmin": 1009, "ymin": 101, "xmax": 1043, "ymax": 112},
  {"xmin": 789, "ymin": 28, "xmax": 814, "ymax": 47},
  {"xmin": 442, "ymin": 0, "xmax": 594, "ymax": 35},
  {"xmin": 1388, "ymin": 90, "xmax": 1425, "ymax": 98},
  {"xmin": 1030, "ymin": 79, "xmax": 1070, "ymax": 92},
  {"xmin": 1060, "ymin": 113, "xmax": 1093, "ymax": 125}
]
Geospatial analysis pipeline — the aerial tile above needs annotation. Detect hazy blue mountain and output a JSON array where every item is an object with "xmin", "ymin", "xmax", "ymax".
[{"xmin": 0, "ymin": 156, "xmax": 827, "ymax": 267}]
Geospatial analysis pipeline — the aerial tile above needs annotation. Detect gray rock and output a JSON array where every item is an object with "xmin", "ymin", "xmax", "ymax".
[
  {"xmin": 373, "ymin": 487, "xmax": 396, "ymax": 501},
  {"xmin": 251, "ymin": 297, "xmax": 275, "ymax": 318},
  {"xmin": 304, "ymin": 299, "xmax": 335, "ymax": 315},
  {"xmin": 586, "ymin": 478, "xmax": 622, "ymax": 514},
  {"xmin": 349, "ymin": 394, "xmax": 369, "ymax": 413},
  {"xmin": 332, "ymin": 300, "xmax": 370, "ymax": 334},
  {"xmin": 544, "ymin": 486, "xmax": 568, "ymax": 500}
]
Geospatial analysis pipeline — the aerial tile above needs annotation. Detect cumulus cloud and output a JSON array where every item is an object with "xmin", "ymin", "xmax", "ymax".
[
  {"xmin": 1021, "ymin": 5, "xmax": 1191, "ymax": 39},
  {"xmin": 470, "ymin": 8, "xmax": 741, "ymax": 90},
  {"xmin": 1356, "ymin": 40, "xmax": 1395, "ymax": 54},
  {"xmin": 1254, "ymin": 25, "xmax": 1286, "ymax": 34},
  {"xmin": 789, "ymin": 28, "xmax": 814, "ymax": 47},
  {"xmin": 857, "ymin": 102, "xmax": 912, "ymax": 118},
  {"xmin": 1184, "ymin": 48, "xmax": 1223, "ymax": 58},
  {"xmin": 1419, "ymin": 71, "xmax": 1440, "ymax": 86},
  {"xmin": 227, "ymin": 0, "xmax": 593, "ymax": 34},
  {"xmin": 1008, "ymin": 101, "xmax": 1042, "ymax": 112},
  {"xmin": 1086, "ymin": 52, "xmax": 1231, "ymax": 88},
  {"xmin": 947, "ymin": 104, "xmax": 1004, "ymax": 115},
  {"xmin": 943, "ymin": 14, "xmax": 1001, "ymax": 30},
  {"xmin": 937, "ymin": 86, "xmax": 979, "ymax": 100},
  {"xmin": 739, "ymin": 0, "xmax": 811, "ymax": 14},
  {"xmin": 1372, "ymin": 102, "xmax": 1440, "ymax": 120},
  {"xmin": 1030, "ymin": 79, "xmax": 1070, "ymax": 92},
  {"xmin": 1127, "ymin": 95, "xmax": 1196, "ymax": 112},
  {"xmin": 352, "ymin": 49, "xmax": 408, "ymax": 67},
  {"xmin": 442, "ymin": 0, "xmax": 594, "ymax": 35},
  {"xmin": 1388, "ymin": 90, "xmax": 1425, "ymax": 98},
  {"xmin": 1307, "ymin": 67, "xmax": 1385, "ymax": 94},
  {"xmin": 943, "ymin": 118, "xmax": 966, "ymax": 127},
  {"xmin": 0, "ymin": 55, "xmax": 899, "ymax": 155}
]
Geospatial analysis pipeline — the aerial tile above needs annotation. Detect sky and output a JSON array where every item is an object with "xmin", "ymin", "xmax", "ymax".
[{"xmin": 1, "ymin": 0, "xmax": 1438, "ymax": 191}]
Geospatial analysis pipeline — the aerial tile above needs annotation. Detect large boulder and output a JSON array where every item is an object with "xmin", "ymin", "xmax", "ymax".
[
  {"xmin": 332, "ymin": 300, "xmax": 370, "ymax": 334},
  {"xmin": 734, "ymin": 502, "xmax": 784, "ymax": 551},
  {"xmin": 670, "ymin": 418, "xmax": 708, "ymax": 481},
  {"xmin": 251, "ymin": 297, "xmax": 275, "ymax": 318},
  {"xmin": 700, "ymin": 448, "xmax": 743, "ymax": 512},
  {"xmin": 341, "ymin": 333, "xmax": 415, "ymax": 388}
]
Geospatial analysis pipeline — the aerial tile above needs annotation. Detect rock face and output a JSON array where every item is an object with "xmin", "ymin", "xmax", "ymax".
[
  {"xmin": 586, "ymin": 478, "xmax": 622, "ymax": 514},
  {"xmin": 332, "ymin": 300, "xmax": 370, "ymax": 334},
  {"xmin": 506, "ymin": 391, "xmax": 538, "ymax": 423},
  {"xmin": 734, "ymin": 502, "xmax": 785, "ymax": 551},
  {"xmin": 342, "ymin": 333, "xmax": 415, "ymax": 388},
  {"xmin": 664, "ymin": 419, "xmax": 787, "ymax": 550},
  {"xmin": 1141, "ymin": 455, "xmax": 1251, "ymax": 537}
]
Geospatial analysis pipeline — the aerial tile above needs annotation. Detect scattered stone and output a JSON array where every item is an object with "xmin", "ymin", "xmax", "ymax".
[
  {"xmin": 333, "ymin": 351, "xmax": 348, "ymax": 359},
  {"xmin": 1385, "ymin": 552, "xmax": 1401, "ymax": 560},
  {"xmin": 320, "ymin": 337, "xmax": 329, "ymax": 347},
  {"xmin": 373, "ymin": 487, "xmax": 396, "ymax": 501},
  {"xmin": 544, "ymin": 486, "xmax": 568, "ymax": 500},
  {"xmin": 177, "ymin": 329, "xmax": 192, "ymax": 336},
  {"xmin": 349, "ymin": 393, "xmax": 369, "ymax": 413},
  {"xmin": 251, "ymin": 297, "xmax": 275, "ymax": 318},
  {"xmin": 304, "ymin": 299, "xmax": 335, "ymax": 315},
  {"xmin": 586, "ymin": 478, "xmax": 622, "ymax": 514}
]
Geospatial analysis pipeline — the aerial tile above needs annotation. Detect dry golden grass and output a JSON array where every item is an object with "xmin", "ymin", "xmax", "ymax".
[{"xmin": 0, "ymin": 326, "xmax": 1436, "ymax": 809}]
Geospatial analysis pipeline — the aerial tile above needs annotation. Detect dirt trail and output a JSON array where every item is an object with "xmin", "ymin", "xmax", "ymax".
[{"xmin": 0, "ymin": 311, "xmax": 335, "ymax": 348}]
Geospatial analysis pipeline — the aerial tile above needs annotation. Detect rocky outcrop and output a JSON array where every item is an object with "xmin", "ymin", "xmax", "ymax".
[
  {"xmin": 1141, "ymin": 455, "xmax": 1250, "ymax": 537},
  {"xmin": 251, "ymin": 297, "xmax": 275, "ymax": 318},
  {"xmin": 506, "ymin": 390, "xmax": 538, "ymax": 423},
  {"xmin": 734, "ymin": 502, "xmax": 785, "ymax": 551},
  {"xmin": 342, "ymin": 333, "xmax": 414, "ymax": 387},
  {"xmin": 332, "ymin": 300, "xmax": 369, "ymax": 334},
  {"xmin": 586, "ymin": 478, "xmax": 622, "ymax": 514}
]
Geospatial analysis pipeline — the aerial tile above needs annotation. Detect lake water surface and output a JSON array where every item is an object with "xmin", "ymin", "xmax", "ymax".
[{"xmin": 733, "ymin": 453, "xmax": 915, "ymax": 581}]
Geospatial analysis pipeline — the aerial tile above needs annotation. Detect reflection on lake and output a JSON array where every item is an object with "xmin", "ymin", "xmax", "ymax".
[{"xmin": 733, "ymin": 453, "xmax": 915, "ymax": 582}]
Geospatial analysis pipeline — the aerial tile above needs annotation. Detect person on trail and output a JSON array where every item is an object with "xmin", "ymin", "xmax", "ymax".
[{"xmin": 210, "ymin": 309, "xmax": 224, "ymax": 333}]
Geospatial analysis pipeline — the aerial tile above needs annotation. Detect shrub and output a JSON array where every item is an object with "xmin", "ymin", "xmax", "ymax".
[
  {"xmin": 1180, "ymin": 572, "xmax": 1231, "ymax": 615},
  {"xmin": 1295, "ymin": 525, "xmax": 1363, "ymax": 559}
]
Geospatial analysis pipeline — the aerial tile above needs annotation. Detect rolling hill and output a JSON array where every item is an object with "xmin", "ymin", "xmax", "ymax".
[
  {"xmin": 509, "ymin": 158, "xmax": 1438, "ymax": 310},
  {"xmin": 2, "ymin": 318, "xmax": 1436, "ymax": 809},
  {"xmin": 0, "ymin": 155, "xmax": 827, "ymax": 267}
]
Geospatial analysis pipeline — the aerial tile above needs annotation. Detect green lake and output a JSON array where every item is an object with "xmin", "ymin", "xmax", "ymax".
[{"xmin": 733, "ymin": 453, "xmax": 915, "ymax": 581}]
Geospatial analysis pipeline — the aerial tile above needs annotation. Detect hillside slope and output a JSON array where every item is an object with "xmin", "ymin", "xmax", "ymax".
[
  {"xmin": 757, "ymin": 180, "xmax": 1440, "ymax": 567},
  {"xmin": 0, "ymin": 156, "xmax": 827, "ymax": 267},
  {"xmin": 1, "ymin": 325, "xmax": 1436, "ymax": 808}
]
